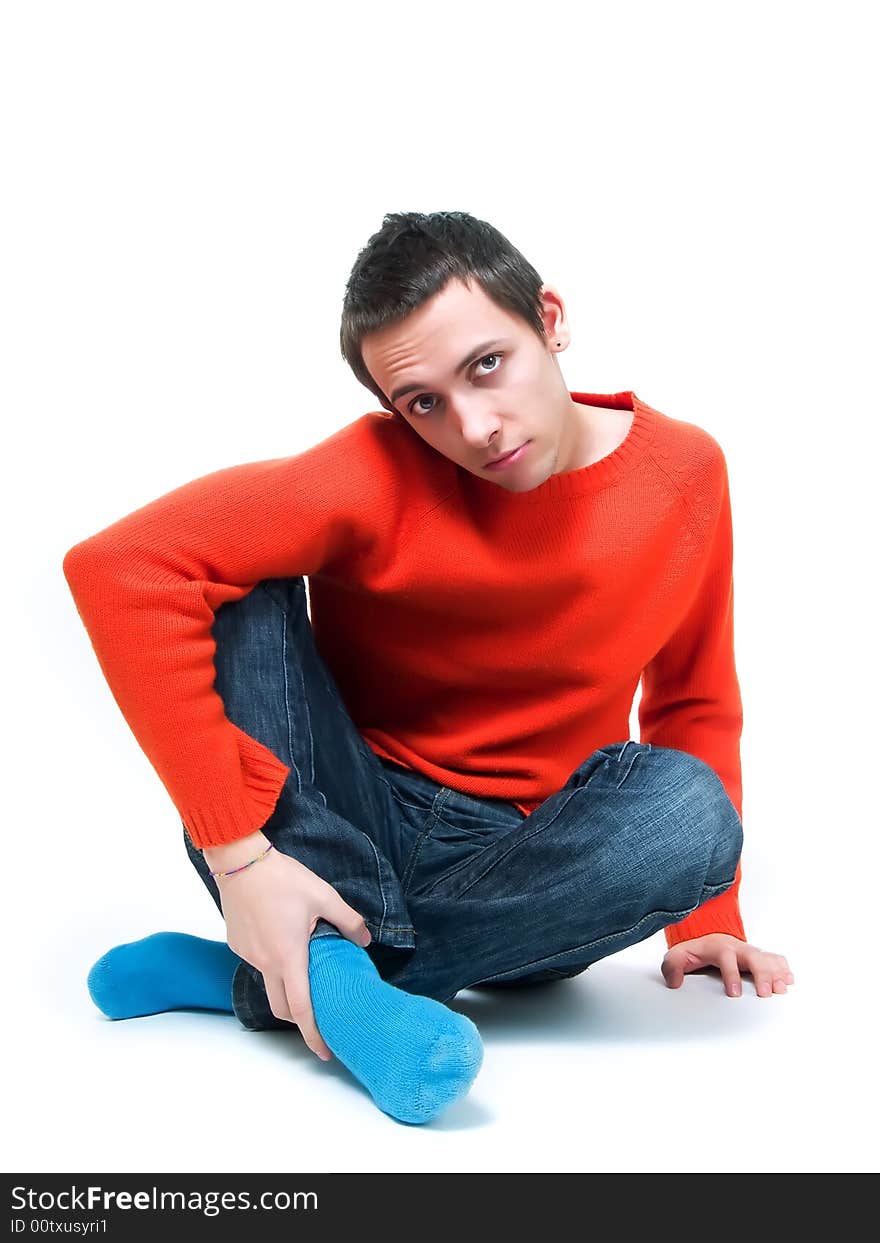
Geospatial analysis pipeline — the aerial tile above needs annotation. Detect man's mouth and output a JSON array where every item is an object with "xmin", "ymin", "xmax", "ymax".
[{"xmin": 485, "ymin": 441, "xmax": 530, "ymax": 470}]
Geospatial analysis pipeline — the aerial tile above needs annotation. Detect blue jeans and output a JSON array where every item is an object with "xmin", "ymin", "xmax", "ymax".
[{"xmin": 182, "ymin": 577, "xmax": 743, "ymax": 1029}]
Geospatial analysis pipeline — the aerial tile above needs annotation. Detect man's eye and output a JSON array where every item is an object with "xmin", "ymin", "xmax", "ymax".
[{"xmin": 408, "ymin": 353, "xmax": 503, "ymax": 416}]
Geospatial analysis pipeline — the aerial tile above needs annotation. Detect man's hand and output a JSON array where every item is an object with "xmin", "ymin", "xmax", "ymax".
[
  {"xmin": 203, "ymin": 830, "xmax": 372, "ymax": 1060},
  {"xmin": 661, "ymin": 932, "xmax": 795, "ymax": 998}
]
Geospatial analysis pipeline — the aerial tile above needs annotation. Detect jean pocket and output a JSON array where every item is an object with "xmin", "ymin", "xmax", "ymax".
[
  {"xmin": 383, "ymin": 780, "xmax": 440, "ymax": 833},
  {"xmin": 430, "ymin": 792, "xmax": 519, "ymax": 838},
  {"xmin": 397, "ymin": 781, "xmax": 514, "ymax": 893}
]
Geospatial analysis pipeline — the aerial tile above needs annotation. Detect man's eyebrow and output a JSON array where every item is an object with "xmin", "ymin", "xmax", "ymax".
[{"xmin": 389, "ymin": 340, "xmax": 506, "ymax": 406}]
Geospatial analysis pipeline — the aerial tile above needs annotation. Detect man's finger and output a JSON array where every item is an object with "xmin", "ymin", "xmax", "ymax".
[
  {"xmin": 661, "ymin": 955, "xmax": 685, "ymax": 989},
  {"xmin": 284, "ymin": 946, "xmax": 333, "ymax": 1061},
  {"xmin": 263, "ymin": 973, "xmax": 293, "ymax": 1024},
  {"xmin": 327, "ymin": 897, "xmax": 372, "ymax": 949},
  {"xmin": 718, "ymin": 949, "xmax": 742, "ymax": 997}
]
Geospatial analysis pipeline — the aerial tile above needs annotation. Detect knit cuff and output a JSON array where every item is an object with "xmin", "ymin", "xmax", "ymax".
[
  {"xmin": 179, "ymin": 730, "xmax": 291, "ymax": 849},
  {"xmin": 663, "ymin": 898, "xmax": 746, "ymax": 949}
]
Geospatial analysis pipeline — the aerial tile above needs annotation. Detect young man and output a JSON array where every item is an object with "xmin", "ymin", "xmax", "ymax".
[{"xmin": 63, "ymin": 210, "xmax": 793, "ymax": 1126}]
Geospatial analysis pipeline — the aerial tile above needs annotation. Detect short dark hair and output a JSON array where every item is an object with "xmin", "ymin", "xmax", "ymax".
[{"xmin": 340, "ymin": 210, "xmax": 547, "ymax": 415}]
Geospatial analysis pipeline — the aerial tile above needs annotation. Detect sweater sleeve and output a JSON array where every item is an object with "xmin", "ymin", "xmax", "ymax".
[
  {"xmin": 62, "ymin": 418, "xmax": 400, "ymax": 850},
  {"xmin": 638, "ymin": 446, "xmax": 747, "ymax": 948}
]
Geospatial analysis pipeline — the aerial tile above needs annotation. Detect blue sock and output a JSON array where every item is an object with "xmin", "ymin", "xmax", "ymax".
[
  {"xmin": 87, "ymin": 931, "xmax": 238, "ymax": 1019},
  {"xmin": 87, "ymin": 930, "xmax": 483, "ymax": 1125},
  {"xmin": 308, "ymin": 934, "xmax": 483, "ymax": 1125}
]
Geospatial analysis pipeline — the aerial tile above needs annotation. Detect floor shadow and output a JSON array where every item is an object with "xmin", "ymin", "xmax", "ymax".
[{"xmin": 444, "ymin": 959, "xmax": 777, "ymax": 1045}]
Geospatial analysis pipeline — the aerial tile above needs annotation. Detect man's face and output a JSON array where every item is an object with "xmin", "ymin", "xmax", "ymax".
[{"xmin": 360, "ymin": 276, "xmax": 584, "ymax": 492}]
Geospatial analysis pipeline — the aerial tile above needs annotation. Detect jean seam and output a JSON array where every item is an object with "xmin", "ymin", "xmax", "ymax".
[
  {"xmin": 430, "ymin": 811, "xmax": 508, "ymax": 837},
  {"xmin": 371, "ymin": 765, "xmax": 431, "ymax": 805},
  {"xmin": 400, "ymin": 787, "xmax": 454, "ymax": 894},
  {"xmin": 383, "ymin": 792, "xmax": 502, "ymax": 839},
  {"xmin": 421, "ymin": 751, "xmax": 618, "ymax": 898},
  {"xmin": 258, "ymin": 582, "xmax": 302, "ymax": 793},
  {"xmin": 257, "ymin": 581, "xmax": 406, "ymax": 939},
  {"xmin": 358, "ymin": 832, "xmax": 391, "ymax": 939},
  {"xmin": 262, "ymin": 583, "xmax": 329, "ymax": 806},
  {"xmin": 421, "ymin": 780, "xmax": 586, "ymax": 899},
  {"xmin": 375, "ymin": 765, "xmax": 525, "ymax": 820},
  {"xmin": 454, "ymin": 887, "xmax": 734, "ymax": 990},
  {"xmin": 615, "ymin": 742, "xmax": 644, "ymax": 788},
  {"xmin": 382, "ymin": 792, "xmax": 436, "ymax": 819}
]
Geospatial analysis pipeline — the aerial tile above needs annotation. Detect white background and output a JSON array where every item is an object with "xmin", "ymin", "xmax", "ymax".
[{"xmin": 2, "ymin": 0, "xmax": 877, "ymax": 1174}]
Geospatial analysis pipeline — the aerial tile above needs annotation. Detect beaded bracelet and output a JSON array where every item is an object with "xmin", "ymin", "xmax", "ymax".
[{"xmin": 207, "ymin": 841, "xmax": 275, "ymax": 879}]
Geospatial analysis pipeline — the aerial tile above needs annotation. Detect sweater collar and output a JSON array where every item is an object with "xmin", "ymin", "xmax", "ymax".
[{"xmin": 458, "ymin": 389, "xmax": 657, "ymax": 505}]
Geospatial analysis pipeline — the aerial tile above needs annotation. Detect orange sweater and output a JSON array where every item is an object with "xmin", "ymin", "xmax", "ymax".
[{"xmin": 62, "ymin": 390, "xmax": 746, "ymax": 949}]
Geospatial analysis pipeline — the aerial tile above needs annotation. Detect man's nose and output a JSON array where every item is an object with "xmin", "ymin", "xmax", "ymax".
[{"xmin": 449, "ymin": 396, "xmax": 500, "ymax": 446}]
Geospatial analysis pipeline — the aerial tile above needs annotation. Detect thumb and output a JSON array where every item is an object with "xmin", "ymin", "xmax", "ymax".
[{"xmin": 326, "ymin": 896, "xmax": 373, "ymax": 949}]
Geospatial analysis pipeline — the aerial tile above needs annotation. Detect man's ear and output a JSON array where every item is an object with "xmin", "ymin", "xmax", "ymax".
[{"xmin": 538, "ymin": 283, "xmax": 569, "ymax": 345}]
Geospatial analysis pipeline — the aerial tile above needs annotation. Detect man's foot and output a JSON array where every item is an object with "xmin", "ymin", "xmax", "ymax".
[
  {"xmin": 87, "ymin": 931, "xmax": 239, "ymax": 1018},
  {"xmin": 308, "ymin": 934, "xmax": 483, "ymax": 1124},
  {"xmin": 87, "ymin": 930, "xmax": 483, "ymax": 1125}
]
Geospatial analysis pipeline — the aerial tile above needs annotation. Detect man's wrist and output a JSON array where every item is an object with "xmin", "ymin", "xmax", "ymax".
[{"xmin": 203, "ymin": 828, "xmax": 271, "ymax": 872}]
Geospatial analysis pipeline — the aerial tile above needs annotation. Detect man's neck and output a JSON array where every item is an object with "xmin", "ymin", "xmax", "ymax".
[{"xmin": 565, "ymin": 400, "xmax": 635, "ymax": 471}]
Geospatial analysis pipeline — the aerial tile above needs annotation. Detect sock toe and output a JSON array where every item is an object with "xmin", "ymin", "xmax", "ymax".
[
  {"xmin": 87, "ymin": 951, "xmax": 140, "ymax": 1020},
  {"xmin": 398, "ymin": 1018, "xmax": 484, "ymax": 1125}
]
